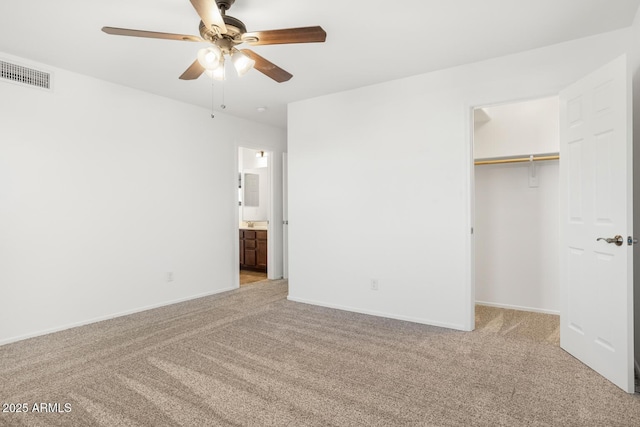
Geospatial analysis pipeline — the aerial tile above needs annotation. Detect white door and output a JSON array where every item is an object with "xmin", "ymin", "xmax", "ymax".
[
  {"xmin": 559, "ymin": 54, "xmax": 634, "ymax": 393},
  {"xmin": 282, "ymin": 152, "xmax": 289, "ymax": 279}
]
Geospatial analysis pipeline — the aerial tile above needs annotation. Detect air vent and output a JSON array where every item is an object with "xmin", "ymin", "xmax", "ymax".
[{"xmin": 0, "ymin": 60, "xmax": 51, "ymax": 90}]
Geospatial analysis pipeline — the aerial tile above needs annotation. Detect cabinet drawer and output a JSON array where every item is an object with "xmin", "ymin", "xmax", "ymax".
[
  {"xmin": 244, "ymin": 239, "xmax": 257, "ymax": 249},
  {"xmin": 256, "ymin": 230, "xmax": 267, "ymax": 240},
  {"xmin": 243, "ymin": 230, "xmax": 256, "ymax": 240}
]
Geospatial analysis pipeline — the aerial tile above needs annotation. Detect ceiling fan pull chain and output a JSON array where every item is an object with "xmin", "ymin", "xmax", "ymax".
[
  {"xmin": 221, "ymin": 75, "xmax": 226, "ymax": 110},
  {"xmin": 210, "ymin": 81, "xmax": 215, "ymax": 119}
]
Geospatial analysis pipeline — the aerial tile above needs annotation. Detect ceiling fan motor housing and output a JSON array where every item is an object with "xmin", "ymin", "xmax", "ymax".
[
  {"xmin": 198, "ymin": 15, "xmax": 246, "ymax": 52},
  {"xmin": 216, "ymin": 0, "xmax": 235, "ymax": 12}
]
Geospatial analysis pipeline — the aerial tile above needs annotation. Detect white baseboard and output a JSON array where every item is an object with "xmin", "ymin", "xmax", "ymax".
[
  {"xmin": 286, "ymin": 296, "xmax": 470, "ymax": 331},
  {"xmin": 0, "ymin": 286, "xmax": 237, "ymax": 347},
  {"xmin": 476, "ymin": 300, "xmax": 560, "ymax": 315}
]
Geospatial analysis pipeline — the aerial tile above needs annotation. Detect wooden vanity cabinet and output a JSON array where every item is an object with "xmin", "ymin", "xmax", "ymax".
[{"xmin": 240, "ymin": 229, "xmax": 267, "ymax": 272}]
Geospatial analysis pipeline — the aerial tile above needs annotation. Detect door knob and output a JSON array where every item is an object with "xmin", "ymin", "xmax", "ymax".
[{"xmin": 596, "ymin": 235, "xmax": 624, "ymax": 246}]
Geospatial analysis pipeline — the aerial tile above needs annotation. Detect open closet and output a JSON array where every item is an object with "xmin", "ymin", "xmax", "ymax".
[{"xmin": 473, "ymin": 96, "xmax": 560, "ymax": 314}]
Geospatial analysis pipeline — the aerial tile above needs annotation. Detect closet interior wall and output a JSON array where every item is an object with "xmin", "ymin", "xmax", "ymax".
[{"xmin": 474, "ymin": 97, "xmax": 560, "ymax": 314}]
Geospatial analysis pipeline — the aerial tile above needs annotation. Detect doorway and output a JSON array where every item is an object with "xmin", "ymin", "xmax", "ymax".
[
  {"xmin": 470, "ymin": 56, "xmax": 636, "ymax": 394},
  {"xmin": 473, "ymin": 96, "xmax": 560, "ymax": 315},
  {"xmin": 238, "ymin": 147, "xmax": 270, "ymax": 286}
]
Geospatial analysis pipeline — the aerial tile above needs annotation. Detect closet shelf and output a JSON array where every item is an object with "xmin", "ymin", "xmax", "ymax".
[{"xmin": 474, "ymin": 153, "xmax": 559, "ymax": 166}]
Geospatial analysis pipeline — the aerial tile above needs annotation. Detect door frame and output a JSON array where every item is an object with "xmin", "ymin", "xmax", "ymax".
[
  {"xmin": 282, "ymin": 152, "xmax": 289, "ymax": 280},
  {"xmin": 466, "ymin": 94, "xmax": 560, "ymax": 332},
  {"xmin": 235, "ymin": 146, "xmax": 279, "ymax": 286}
]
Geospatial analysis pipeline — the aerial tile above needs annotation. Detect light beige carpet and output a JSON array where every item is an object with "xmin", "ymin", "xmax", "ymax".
[{"xmin": 1, "ymin": 280, "xmax": 639, "ymax": 426}]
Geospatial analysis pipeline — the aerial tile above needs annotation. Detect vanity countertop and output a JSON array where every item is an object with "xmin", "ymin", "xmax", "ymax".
[{"xmin": 240, "ymin": 226, "xmax": 268, "ymax": 231}]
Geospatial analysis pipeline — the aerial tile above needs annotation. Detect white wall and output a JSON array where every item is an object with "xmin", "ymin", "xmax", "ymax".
[
  {"xmin": 240, "ymin": 147, "xmax": 268, "ymax": 171},
  {"xmin": 288, "ymin": 28, "xmax": 632, "ymax": 331},
  {"xmin": 475, "ymin": 162, "xmax": 559, "ymax": 313},
  {"xmin": 474, "ymin": 97, "xmax": 559, "ymax": 159},
  {"xmin": 0, "ymin": 53, "xmax": 286, "ymax": 345}
]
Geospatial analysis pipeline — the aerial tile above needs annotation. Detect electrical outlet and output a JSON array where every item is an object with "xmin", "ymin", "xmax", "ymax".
[
  {"xmin": 371, "ymin": 279, "xmax": 379, "ymax": 291},
  {"xmin": 166, "ymin": 272, "xmax": 174, "ymax": 283}
]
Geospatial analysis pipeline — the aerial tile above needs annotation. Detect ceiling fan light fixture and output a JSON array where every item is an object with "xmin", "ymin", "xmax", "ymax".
[
  {"xmin": 103, "ymin": 2, "xmax": 327, "ymax": 83},
  {"xmin": 197, "ymin": 46, "xmax": 223, "ymax": 70},
  {"xmin": 231, "ymin": 50, "xmax": 255, "ymax": 77},
  {"xmin": 205, "ymin": 58, "xmax": 226, "ymax": 81}
]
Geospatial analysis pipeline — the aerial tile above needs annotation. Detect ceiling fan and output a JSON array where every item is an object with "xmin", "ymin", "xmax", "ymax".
[{"xmin": 102, "ymin": 0, "xmax": 326, "ymax": 83}]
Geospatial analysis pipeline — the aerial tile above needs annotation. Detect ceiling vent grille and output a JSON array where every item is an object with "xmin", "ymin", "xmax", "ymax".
[{"xmin": 1, "ymin": 60, "xmax": 51, "ymax": 90}]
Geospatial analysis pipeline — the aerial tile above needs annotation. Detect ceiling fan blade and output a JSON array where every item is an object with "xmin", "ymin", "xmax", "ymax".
[
  {"xmin": 241, "ymin": 26, "xmax": 326, "ymax": 46},
  {"xmin": 241, "ymin": 49, "xmax": 292, "ymax": 83},
  {"xmin": 179, "ymin": 59, "xmax": 206, "ymax": 80},
  {"xmin": 189, "ymin": 0, "xmax": 227, "ymax": 34},
  {"xmin": 102, "ymin": 27, "xmax": 203, "ymax": 42}
]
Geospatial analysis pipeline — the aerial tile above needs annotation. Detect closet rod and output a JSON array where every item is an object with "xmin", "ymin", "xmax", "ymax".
[{"xmin": 474, "ymin": 154, "xmax": 559, "ymax": 166}]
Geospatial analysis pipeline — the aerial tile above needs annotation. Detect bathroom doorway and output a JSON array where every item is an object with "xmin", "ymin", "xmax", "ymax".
[{"xmin": 238, "ymin": 147, "xmax": 270, "ymax": 285}]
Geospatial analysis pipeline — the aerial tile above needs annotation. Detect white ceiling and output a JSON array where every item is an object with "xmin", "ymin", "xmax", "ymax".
[{"xmin": 1, "ymin": 0, "xmax": 638, "ymax": 129}]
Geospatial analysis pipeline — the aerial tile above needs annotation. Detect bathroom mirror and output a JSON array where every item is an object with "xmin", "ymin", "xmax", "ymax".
[
  {"xmin": 244, "ymin": 173, "xmax": 259, "ymax": 207},
  {"xmin": 241, "ymin": 168, "xmax": 268, "ymax": 221}
]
